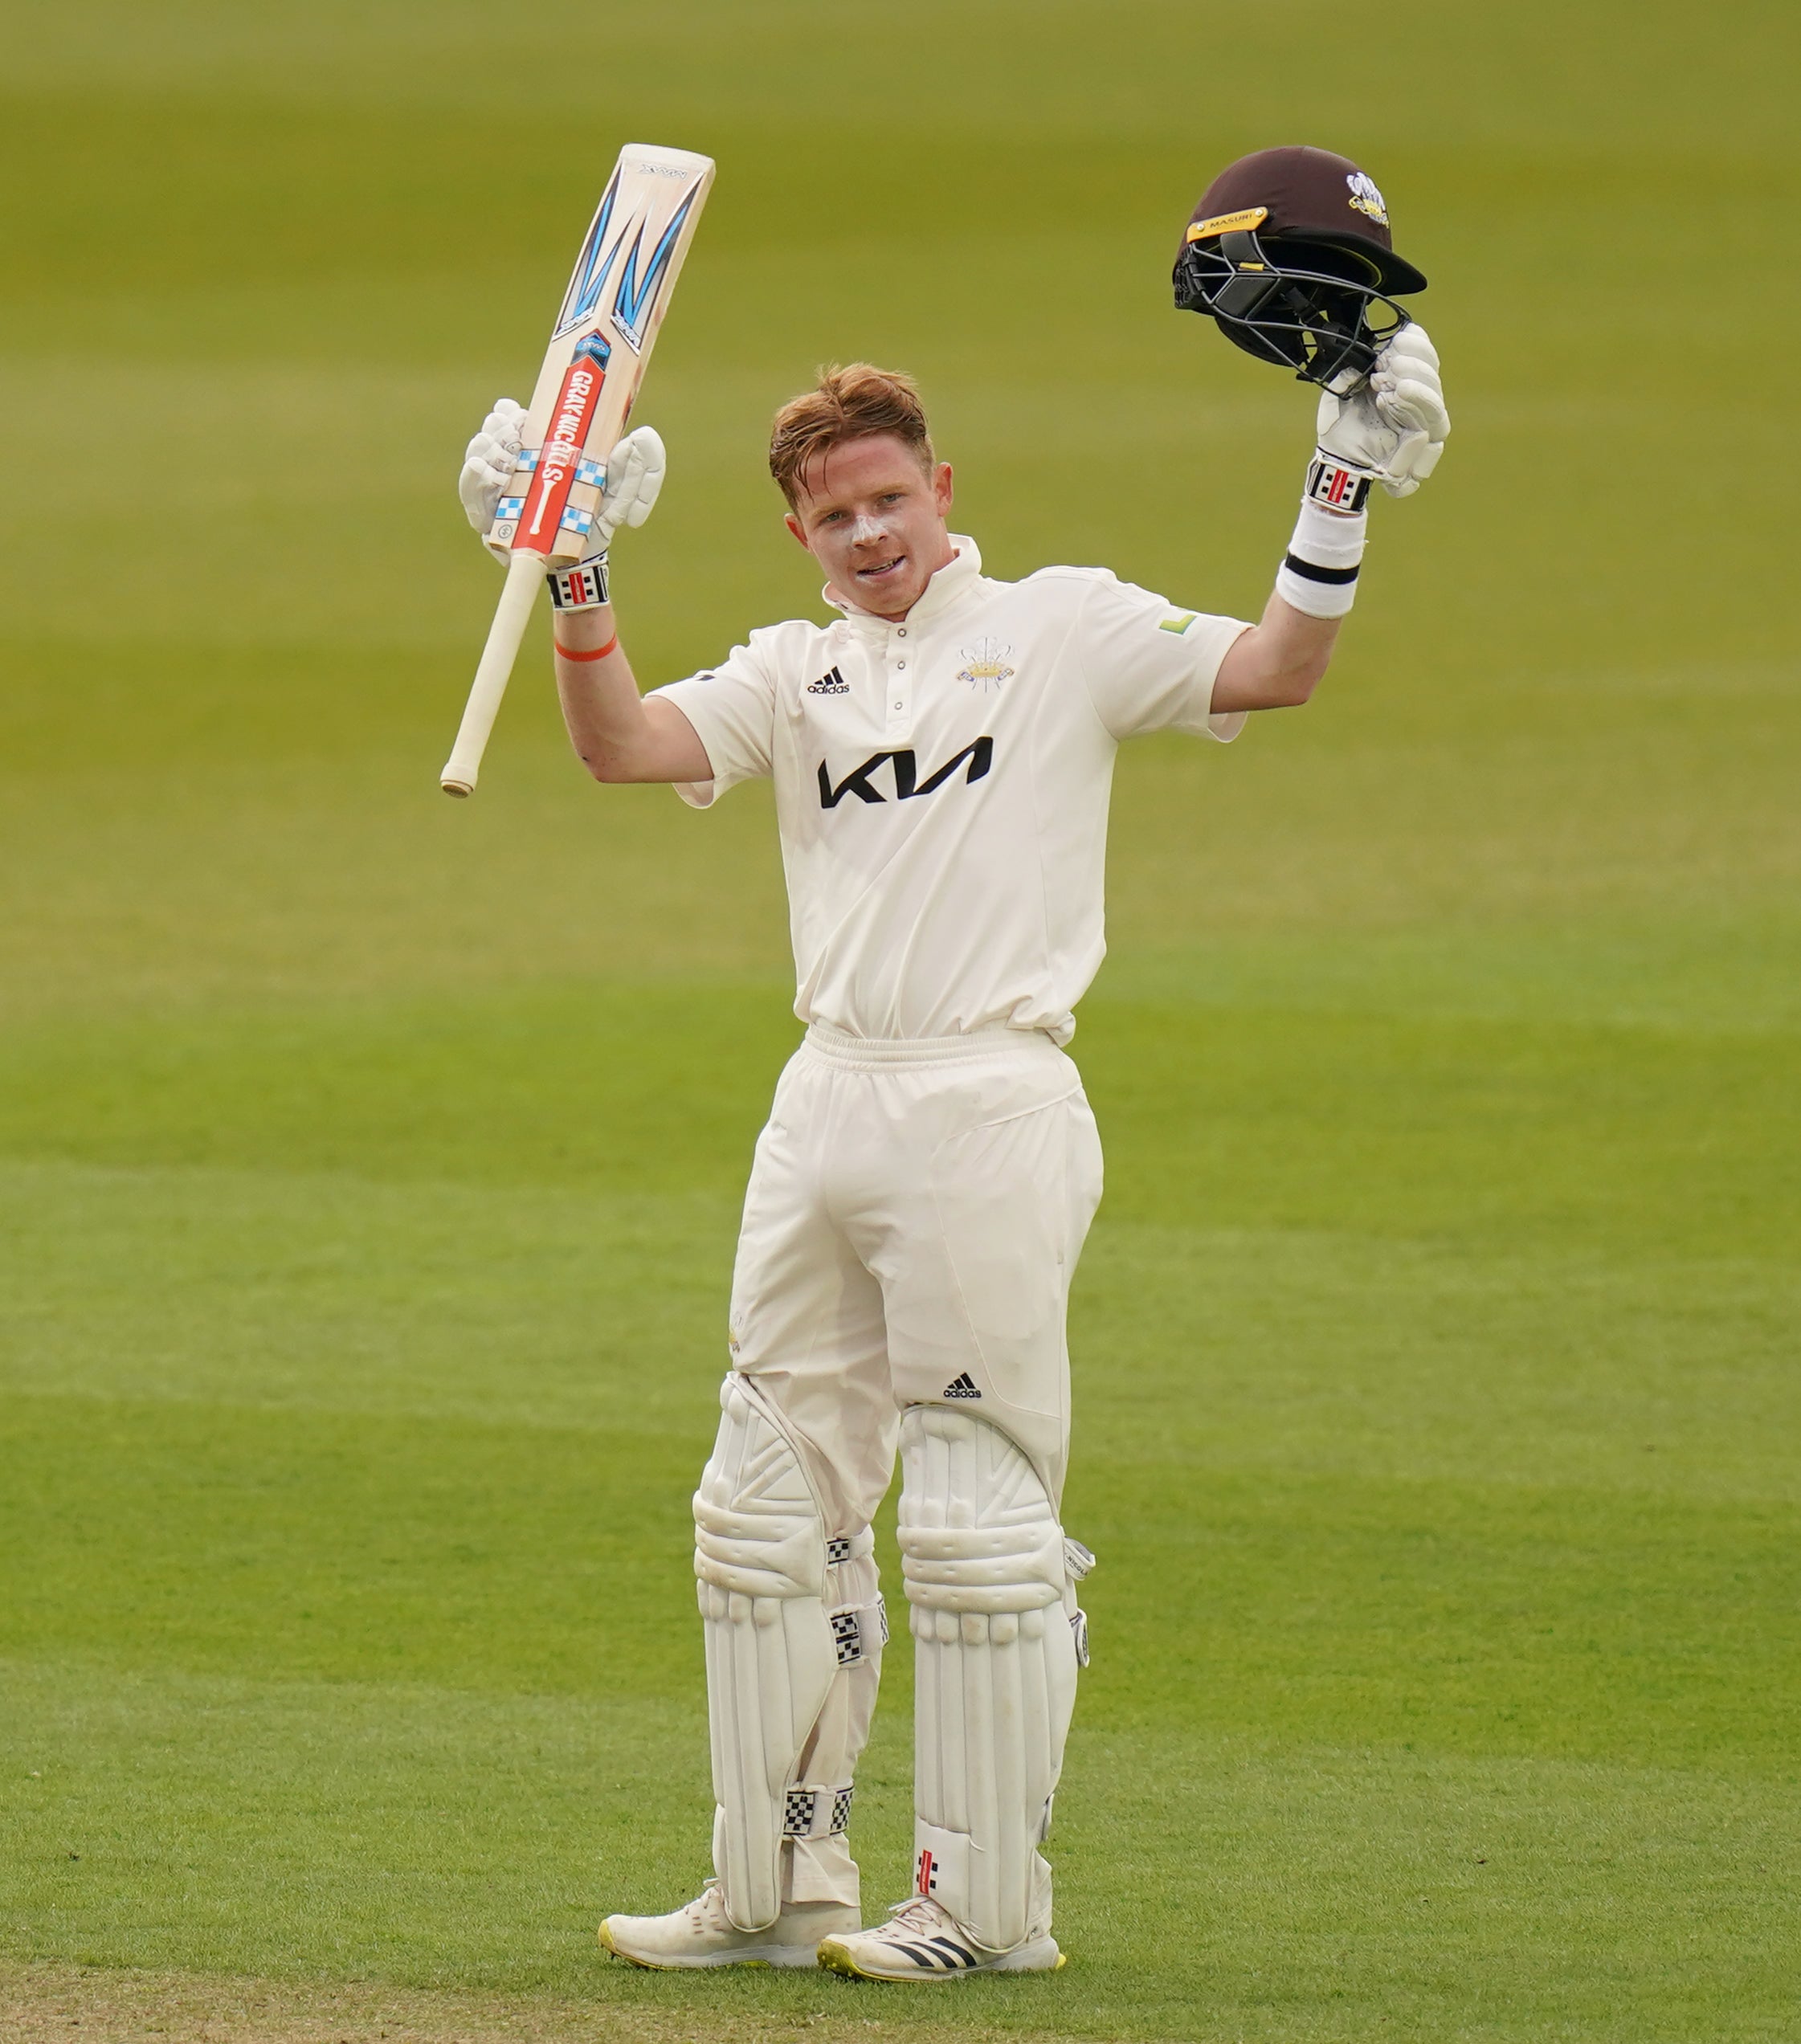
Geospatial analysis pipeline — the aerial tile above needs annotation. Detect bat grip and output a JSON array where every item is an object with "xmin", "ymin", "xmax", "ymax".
[{"xmin": 439, "ymin": 551, "xmax": 545, "ymax": 796}]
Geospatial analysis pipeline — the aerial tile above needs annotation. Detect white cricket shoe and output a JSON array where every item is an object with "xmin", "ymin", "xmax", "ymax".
[
  {"xmin": 598, "ymin": 1881, "xmax": 859, "ymax": 1969},
  {"xmin": 816, "ymin": 1895, "xmax": 1064, "ymax": 1981}
]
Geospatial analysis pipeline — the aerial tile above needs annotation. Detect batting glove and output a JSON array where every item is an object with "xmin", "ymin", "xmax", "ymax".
[
  {"xmin": 458, "ymin": 398, "xmax": 529, "ymax": 549},
  {"xmin": 545, "ymin": 424, "xmax": 668, "ymax": 607},
  {"xmin": 590, "ymin": 426, "xmax": 666, "ymax": 550},
  {"xmin": 1314, "ymin": 324, "xmax": 1449, "ymax": 500},
  {"xmin": 457, "ymin": 398, "xmax": 667, "ymax": 588}
]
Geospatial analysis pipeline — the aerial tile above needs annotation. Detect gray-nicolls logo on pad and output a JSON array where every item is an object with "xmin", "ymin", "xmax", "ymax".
[{"xmin": 807, "ymin": 666, "xmax": 850, "ymax": 695}]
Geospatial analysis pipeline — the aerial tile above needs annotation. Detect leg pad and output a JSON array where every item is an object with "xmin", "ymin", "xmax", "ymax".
[
  {"xmin": 694, "ymin": 1378, "xmax": 887, "ymax": 1928},
  {"xmin": 898, "ymin": 1407, "xmax": 1084, "ymax": 1952}
]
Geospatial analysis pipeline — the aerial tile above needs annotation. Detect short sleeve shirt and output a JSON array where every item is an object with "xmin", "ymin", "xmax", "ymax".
[{"xmin": 650, "ymin": 536, "xmax": 1250, "ymax": 1042}]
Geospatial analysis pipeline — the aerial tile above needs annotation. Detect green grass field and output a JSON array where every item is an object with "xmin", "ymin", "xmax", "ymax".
[{"xmin": 3, "ymin": 3, "xmax": 1799, "ymax": 2038}]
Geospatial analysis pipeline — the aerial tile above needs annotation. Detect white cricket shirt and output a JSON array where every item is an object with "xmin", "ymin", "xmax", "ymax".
[{"xmin": 650, "ymin": 536, "xmax": 1250, "ymax": 1043}]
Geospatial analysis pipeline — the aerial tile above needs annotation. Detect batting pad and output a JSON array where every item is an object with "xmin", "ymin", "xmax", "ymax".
[
  {"xmin": 899, "ymin": 1407, "xmax": 1080, "ymax": 1952},
  {"xmin": 693, "ymin": 1377, "xmax": 839, "ymax": 1931}
]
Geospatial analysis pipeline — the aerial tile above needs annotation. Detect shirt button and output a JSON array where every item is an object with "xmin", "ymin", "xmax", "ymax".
[
  {"xmin": 897, "ymin": 628, "xmax": 907, "ymax": 638},
  {"xmin": 896, "ymin": 660, "xmax": 906, "ymax": 670}
]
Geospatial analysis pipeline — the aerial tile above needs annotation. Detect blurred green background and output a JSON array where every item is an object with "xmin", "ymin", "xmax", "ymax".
[{"xmin": 2, "ymin": 2, "xmax": 1798, "ymax": 2039}]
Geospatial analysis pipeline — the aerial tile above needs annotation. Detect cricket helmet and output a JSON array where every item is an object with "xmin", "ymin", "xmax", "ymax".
[{"xmin": 1173, "ymin": 145, "xmax": 1427, "ymax": 388}]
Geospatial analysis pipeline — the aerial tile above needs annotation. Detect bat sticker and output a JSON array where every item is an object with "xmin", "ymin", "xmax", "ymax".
[{"xmin": 553, "ymin": 169, "xmax": 704, "ymax": 351}]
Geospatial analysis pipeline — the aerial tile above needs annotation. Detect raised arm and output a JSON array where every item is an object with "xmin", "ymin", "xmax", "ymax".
[
  {"xmin": 551, "ymin": 602, "xmax": 711, "ymax": 784},
  {"xmin": 1211, "ymin": 325, "xmax": 1449, "ymax": 715},
  {"xmin": 456, "ymin": 404, "xmax": 713, "ymax": 785},
  {"xmin": 1211, "ymin": 585, "xmax": 1345, "ymax": 712}
]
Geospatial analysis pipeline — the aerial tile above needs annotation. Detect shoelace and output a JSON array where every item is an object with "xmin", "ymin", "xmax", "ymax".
[
  {"xmin": 685, "ymin": 1883, "xmax": 732, "ymax": 1929},
  {"xmin": 881, "ymin": 1896, "xmax": 953, "ymax": 1937}
]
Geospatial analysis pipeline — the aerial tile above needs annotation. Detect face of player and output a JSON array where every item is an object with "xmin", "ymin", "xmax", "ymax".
[{"xmin": 785, "ymin": 435, "xmax": 956, "ymax": 619}]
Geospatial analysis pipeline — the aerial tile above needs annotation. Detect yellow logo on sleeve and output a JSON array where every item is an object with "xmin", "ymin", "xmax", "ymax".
[{"xmin": 1158, "ymin": 612, "xmax": 1197, "ymax": 635}]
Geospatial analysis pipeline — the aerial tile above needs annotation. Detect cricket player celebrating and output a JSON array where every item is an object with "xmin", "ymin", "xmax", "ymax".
[{"xmin": 456, "ymin": 146, "xmax": 1448, "ymax": 1982}]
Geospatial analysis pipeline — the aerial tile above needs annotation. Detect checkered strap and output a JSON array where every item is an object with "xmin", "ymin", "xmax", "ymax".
[
  {"xmin": 782, "ymin": 1783, "xmax": 855, "ymax": 1838},
  {"xmin": 829, "ymin": 1597, "xmax": 888, "ymax": 1667}
]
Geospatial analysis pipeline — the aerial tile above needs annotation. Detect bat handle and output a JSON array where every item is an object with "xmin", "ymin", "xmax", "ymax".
[{"xmin": 439, "ymin": 550, "xmax": 545, "ymax": 797}]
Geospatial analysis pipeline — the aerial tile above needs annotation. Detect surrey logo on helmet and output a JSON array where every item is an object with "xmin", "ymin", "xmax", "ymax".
[{"xmin": 1345, "ymin": 170, "xmax": 1389, "ymax": 226}]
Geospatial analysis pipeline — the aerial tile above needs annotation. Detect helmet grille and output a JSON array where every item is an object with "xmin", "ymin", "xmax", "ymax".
[{"xmin": 1174, "ymin": 229, "xmax": 1409, "ymax": 387}]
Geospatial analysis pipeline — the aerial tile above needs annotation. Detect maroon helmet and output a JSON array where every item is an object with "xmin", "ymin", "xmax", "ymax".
[{"xmin": 1174, "ymin": 145, "xmax": 1427, "ymax": 386}]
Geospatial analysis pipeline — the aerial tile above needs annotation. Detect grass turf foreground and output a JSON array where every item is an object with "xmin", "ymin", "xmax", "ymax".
[{"xmin": 2, "ymin": 1, "xmax": 1799, "ymax": 2039}]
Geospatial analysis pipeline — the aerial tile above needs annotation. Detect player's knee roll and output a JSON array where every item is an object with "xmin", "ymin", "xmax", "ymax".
[
  {"xmin": 692, "ymin": 1377, "xmax": 827, "ymax": 1601},
  {"xmin": 896, "ymin": 1407, "xmax": 1073, "ymax": 1614}
]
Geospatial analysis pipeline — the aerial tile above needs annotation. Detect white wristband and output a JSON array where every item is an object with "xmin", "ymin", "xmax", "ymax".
[
  {"xmin": 546, "ymin": 552, "xmax": 610, "ymax": 611},
  {"xmin": 1275, "ymin": 493, "xmax": 1367, "ymax": 620}
]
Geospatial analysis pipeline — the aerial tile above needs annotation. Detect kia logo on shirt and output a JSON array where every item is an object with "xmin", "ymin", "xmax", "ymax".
[{"xmin": 816, "ymin": 738, "xmax": 994, "ymax": 810}]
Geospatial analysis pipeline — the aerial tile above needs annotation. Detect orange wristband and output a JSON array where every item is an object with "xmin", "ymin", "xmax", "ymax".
[{"xmin": 553, "ymin": 634, "xmax": 619, "ymax": 663}]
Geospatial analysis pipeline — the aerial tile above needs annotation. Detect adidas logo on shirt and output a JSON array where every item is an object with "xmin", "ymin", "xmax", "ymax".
[
  {"xmin": 807, "ymin": 666, "xmax": 849, "ymax": 695},
  {"xmin": 941, "ymin": 1373, "xmax": 982, "ymax": 1400}
]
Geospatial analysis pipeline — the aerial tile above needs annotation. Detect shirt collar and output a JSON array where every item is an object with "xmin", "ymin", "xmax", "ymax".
[{"xmin": 823, "ymin": 534, "xmax": 983, "ymax": 630}]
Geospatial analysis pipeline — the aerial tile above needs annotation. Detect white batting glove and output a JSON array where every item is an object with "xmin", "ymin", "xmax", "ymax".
[
  {"xmin": 457, "ymin": 401, "xmax": 667, "ymax": 589},
  {"xmin": 458, "ymin": 398, "xmax": 528, "ymax": 543},
  {"xmin": 1315, "ymin": 324, "xmax": 1449, "ymax": 499},
  {"xmin": 545, "ymin": 425, "xmax": 668, "ymax": 607},
  {"xmin": 589, "ymin": 426, "xmax": 666, "ymax": 553}
]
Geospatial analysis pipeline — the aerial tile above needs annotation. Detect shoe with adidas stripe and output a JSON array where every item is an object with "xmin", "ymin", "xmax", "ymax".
[{"xmin": 816, "ymin": 1895, "xmax": 1064, "ymax": 1981}]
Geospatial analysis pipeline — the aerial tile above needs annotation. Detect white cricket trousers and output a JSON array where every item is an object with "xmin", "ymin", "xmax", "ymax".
[{"xmin": 695, "ymin": 1022, "xmax": 1105, "ymax": 1944}]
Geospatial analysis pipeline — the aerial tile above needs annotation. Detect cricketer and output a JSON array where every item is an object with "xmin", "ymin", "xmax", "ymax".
[{"xmin": 455, "ymin": 145, "xmax": 1449, "ymax": 1981}]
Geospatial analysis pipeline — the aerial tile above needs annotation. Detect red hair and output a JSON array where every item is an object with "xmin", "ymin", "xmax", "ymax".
[{"xmin": 768, "ymin": 362, "xmax": 934, "ymax": 508}]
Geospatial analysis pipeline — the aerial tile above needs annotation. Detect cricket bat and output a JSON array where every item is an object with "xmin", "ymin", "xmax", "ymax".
[{"xmin": 440, "ymin": 143, "xmax": 715, "ymax": 797}]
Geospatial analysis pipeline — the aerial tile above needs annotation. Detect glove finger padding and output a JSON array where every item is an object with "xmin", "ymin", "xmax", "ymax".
[
  {"xmin": 602, "ymin": 425, "xmax": 667, "ymax": 535},
  {"xmin": 1377, "ymin": 427, "xmax": 1431, "ymax": 496},
  {"xmin": 1371, "ymin": 325, "xmax": 1448, "ymax": 442},
  {"xmin": 1376, "ymin": 376, "xmax": 1450, "ymax": 444},
  {"xmin": 480, "ymin": 397, "xmax": 528, "ymax": 446},
  {"xmin": 1323, "ymin": 321, "xmax": 1449, "ymax": 497},
  {"xmin": 458, "ymin": 444, "xmax": 509, "ymax": 532},
  {"xmin": 458, "ymin": 397, "xmax": 528, "ymax": 535},
  {"xmin": 1382, "ymin": 322, "xmax": 1440, "ymax": 373}
]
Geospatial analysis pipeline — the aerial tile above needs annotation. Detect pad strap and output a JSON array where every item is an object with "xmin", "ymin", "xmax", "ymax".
[
  {"xmin": 830, "ymin": 1597, "xmax": 889, "ymax": 1667},
  {"xmin": 782, "ymin": 1783, "xmax": 854, "ymax": 1839}
]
